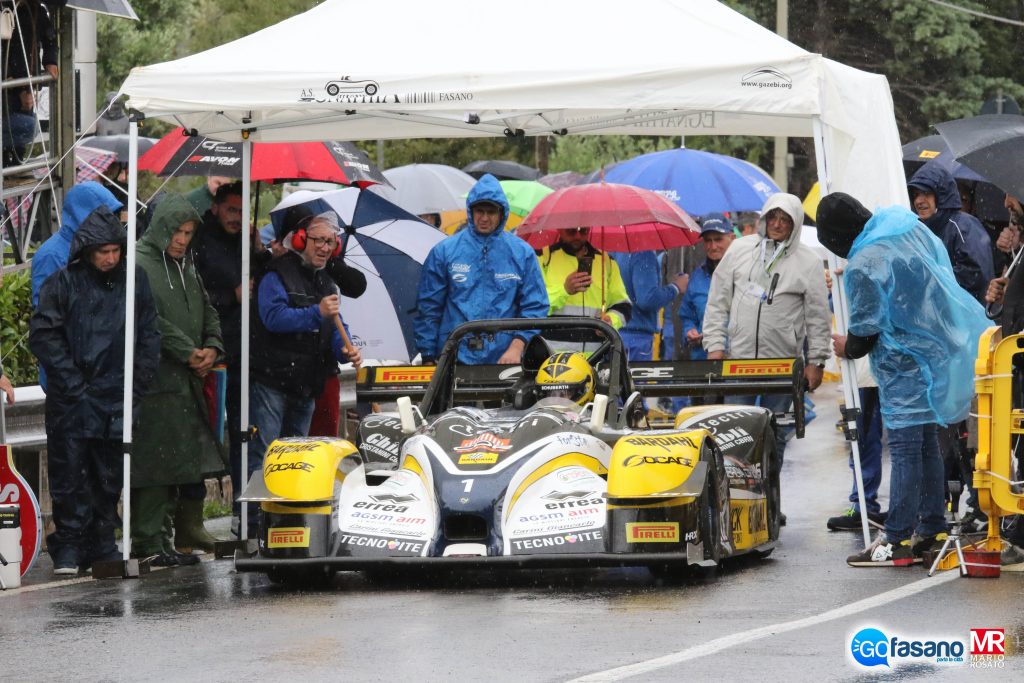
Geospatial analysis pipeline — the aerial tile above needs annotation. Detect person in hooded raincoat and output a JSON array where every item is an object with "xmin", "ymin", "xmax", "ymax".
[
  {"xmin": 907, "ymin": 161, "xmax": 994, "ymax": 304},
  {"xmin": 415, "ymin": 174, "xmax": 548, "ymax": 364},
  {"xmin": 702, "ymin": 193, "xmax": 832, "ymax": 466},
  {"xmin": 31, "ymin": 182, "xmax": 123, "ymax": 390},
  {"xmin": 29, "ymin": 206, "xmax": 160, "ymax": 575},
  {"xmin": 132, "ymin": 194, "xmax": 225, "ymax": 565},
  {"xmin": 818, "ymin": 194, "xmax": 990, "ymax": 567}
]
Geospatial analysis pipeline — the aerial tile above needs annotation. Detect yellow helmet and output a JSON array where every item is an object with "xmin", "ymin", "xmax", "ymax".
[{"xmin": 536, "ymin": 352, "xmax": 595, "ymax": 406}]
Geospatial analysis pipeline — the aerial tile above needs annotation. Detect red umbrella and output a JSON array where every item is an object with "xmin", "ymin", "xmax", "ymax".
[
  {"xmin": 138, "ymin": 127, "xmax": 389, "ymax": 188},
  {"xmin": 516, "ymin": 183, "xmax": 700, "ymax": 251}
]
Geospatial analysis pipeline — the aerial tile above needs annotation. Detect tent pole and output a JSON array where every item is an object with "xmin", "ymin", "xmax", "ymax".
[
  {"xmin": 813, "ymin": 117, "xmax": 871, "ymax": 548},
  {"xmin": 240, "ymin": 140, "xmax": 252, "ymax": 541},
  {"xmin": 122, "ymin": 121, "xmax": 139, "ymax": 563}
]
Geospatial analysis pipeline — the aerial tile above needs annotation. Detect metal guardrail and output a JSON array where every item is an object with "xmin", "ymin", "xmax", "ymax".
[
  {"xmin": 1, "ymin": 386, "xmax": 47, "ymax": 449},
  {"xmin": 1, "ymin": 372, "xmax": 359, "ymax": 450}
]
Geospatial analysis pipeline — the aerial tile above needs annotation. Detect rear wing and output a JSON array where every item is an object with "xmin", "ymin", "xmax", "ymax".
[{"xmin": 354, "ymin": 357, "xmax": 805, "ymax": 436}]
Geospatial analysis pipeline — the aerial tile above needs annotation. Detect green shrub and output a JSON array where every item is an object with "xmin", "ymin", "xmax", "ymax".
[{"xmin": 0, "ymin": 270, "xmax": 36, "ymax": 385}]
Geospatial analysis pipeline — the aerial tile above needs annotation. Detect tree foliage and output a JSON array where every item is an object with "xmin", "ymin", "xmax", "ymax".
[
  {"xmin": 0, "ymin": 270, "xmax": 37, "ymax": 385},
  {"xmin": 97, "ymin": 1, "xmax": 1024, "ymax": 186}
]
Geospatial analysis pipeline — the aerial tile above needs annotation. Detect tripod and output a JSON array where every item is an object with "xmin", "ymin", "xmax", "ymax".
[{"xmin": 928, "ymin": 481, "xmax": 968, "ymax": 577}]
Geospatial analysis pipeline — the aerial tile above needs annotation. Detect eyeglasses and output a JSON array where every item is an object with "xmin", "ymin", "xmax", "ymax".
[
  {"xmin": 310, "ymin": 236, "xmax": 338, "ymax": 249},
  {"xmin": 562, "ymin": 227, "xmax": 590, "ymax": 235}
]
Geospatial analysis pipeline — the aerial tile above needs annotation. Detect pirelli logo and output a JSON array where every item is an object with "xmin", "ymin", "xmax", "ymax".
[
  {"xmin": 378, "ymin": 367, "xmax": 435, "ymax": 383},
  {"xmin": 267, "ymin": 527, "xmax": 310, "ymax": 548},
  {"xmin": 626, "ymin": 522, "xmax": 680, "ymax": 543},
  {"xmin": 722, "ymin": 360, "xmax": 794, "ymax": 377}
]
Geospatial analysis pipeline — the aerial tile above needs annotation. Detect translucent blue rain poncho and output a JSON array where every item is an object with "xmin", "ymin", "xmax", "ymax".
[{"xmin": 845, "ymin": 206, "xmax": 991, "ymax": 429}]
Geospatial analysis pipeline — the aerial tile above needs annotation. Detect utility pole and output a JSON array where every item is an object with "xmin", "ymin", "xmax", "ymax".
[{"xmin": 773, "ymin": 0, "xmax": 789, "ymax": 192}]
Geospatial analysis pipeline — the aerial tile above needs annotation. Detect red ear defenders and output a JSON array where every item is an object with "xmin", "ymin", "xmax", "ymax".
[{"xmin": 290, "ymin": 227, "xmax": 342, "ymax": 258}]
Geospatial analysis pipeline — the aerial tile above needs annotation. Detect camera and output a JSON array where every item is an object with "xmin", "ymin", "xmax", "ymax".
[{"xmin": 576, "ymin": 255, "xmax": 594, "ymax": 275}]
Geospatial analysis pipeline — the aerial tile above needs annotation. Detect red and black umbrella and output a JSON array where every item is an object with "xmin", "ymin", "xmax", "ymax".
[
  {"xmin": 138, "ymin": 127, "xmax": 389, "ymax": 188},
  {"xmin": 516, "ymin": 183, "xmax": 701, "ymax": 251}
]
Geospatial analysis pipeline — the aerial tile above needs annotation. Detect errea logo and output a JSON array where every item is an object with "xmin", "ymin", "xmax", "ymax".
[{"xmin": 741, "ymin": 66, "xmax": 793, "ymax": 90}]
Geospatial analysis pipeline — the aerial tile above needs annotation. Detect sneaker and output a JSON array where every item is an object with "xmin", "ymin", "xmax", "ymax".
[
  {"xmin": 847, "ymin": 536, "xmax": 919, "ymax": 567},
  {"xmin": 50, "ymin": 546, "xmax": 81, "ymax": 576},
  {"xmin": 827, "ymin": 508, "xmax": 887, "ymax": 531},
  {"xmin": 1001, "ymin": 543, "xmax": 1024, "ymax": 568},
  {"xmin": 911, "ymin": 532, "xmax": 949, "ymax": 559},
  {"xmin": 959, "ymin": 509, "xmax": 988, "ymax": 533}
]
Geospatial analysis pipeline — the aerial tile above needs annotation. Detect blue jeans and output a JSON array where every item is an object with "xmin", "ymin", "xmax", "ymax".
[
  {"xmin": 849, "ymin": 388, "xmax": 883, "ymax": 514},
  {"xmin": 730, "ymin": 394, "xmax": 792, "ymax": 466},
  {"xmin": 619, "ymin": 330, "xmax": 655, "ymax": 362},
  {"xmin": 246, "ymin": 382, "xmax": 315, "ymax": 529},
  {"xmin": 2, "ymin": 110, "xmax": 37, "ymax": 157},
  {"xmin": 884, "ymin": 422, "xmax": 946, "ymax": 543}
]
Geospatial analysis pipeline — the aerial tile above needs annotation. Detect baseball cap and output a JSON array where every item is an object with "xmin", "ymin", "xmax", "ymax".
[
  {"xmin": 259, "ymin": 224, "xmax": 276, "ymax": 247},
  {"xmin": 700, "ymin": 212, "xmax": 735, "ymax": 235},
  {"xmin": 470, "ymin": 199, "xmax": 502, "ymax": 210}
]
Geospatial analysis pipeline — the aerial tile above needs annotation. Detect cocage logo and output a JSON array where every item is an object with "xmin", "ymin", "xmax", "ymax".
[{"xmin": 848, "ymin": 627, "xmax": 965, "ymax": 668}]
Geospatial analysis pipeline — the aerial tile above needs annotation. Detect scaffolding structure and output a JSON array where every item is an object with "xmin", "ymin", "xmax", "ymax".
[{"xmin": 1, "ymin": 1, "xmax": 98, "ymax": 264}]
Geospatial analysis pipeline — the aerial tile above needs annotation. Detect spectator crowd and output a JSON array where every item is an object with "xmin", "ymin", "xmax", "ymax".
[{"xmin": 11, "ymin": 150, "xmax": 1024, "ymax": 576}]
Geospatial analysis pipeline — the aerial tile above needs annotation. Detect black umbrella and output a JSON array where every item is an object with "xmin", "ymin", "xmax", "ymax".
[
  {"xmin": 462, "ymin": 159, "xmax": 541, "ymax": 181},
  {"xmin": 935, "ymin": 114, "xmax": 1024, "ymax": 201},
  {"xmin": 80, "ymin": 134, "xmax": 158, "ymax": 163},
  {"xmin": 902, "ymin": 134, "xmax": 1008, "ymax": 222}
]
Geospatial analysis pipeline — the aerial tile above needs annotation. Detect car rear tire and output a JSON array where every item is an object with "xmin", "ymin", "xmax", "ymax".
[
  {"xmin": 696, "ymin": 459, "xmax": 722, "ymax": 577},
  {"xmin": 365, "ymin": 84, "xmax": 378, "ymax": 96},
  {"xmin": 326, "ymin": 84, "xmax": 339, "ymax": 96},
  {"xmin": 764, "ymin": 433, "xmax": 782, "ymax": 542}
]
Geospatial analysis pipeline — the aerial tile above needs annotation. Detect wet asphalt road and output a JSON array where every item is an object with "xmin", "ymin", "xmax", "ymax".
[{"xmin": 2, "ymin": 383, "xmax": 1023, "ymax": 682}]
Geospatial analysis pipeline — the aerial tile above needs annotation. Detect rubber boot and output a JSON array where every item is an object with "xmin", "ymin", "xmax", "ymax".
[{"xmin": 174, "ymin": 498, "xmax": 218, "ymax": 553}]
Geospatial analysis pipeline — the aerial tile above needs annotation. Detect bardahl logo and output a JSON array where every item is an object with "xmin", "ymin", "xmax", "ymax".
[
  {"xmin": 458, "ymin": 452, "xmax": 499, "ymax": 465},
  {"xmin": 740, "ymin": 67, "xmax": 793, "ymax": 89},
  {"xmin": 622, "ymin": 435, "xmax": 697, "ymax": 451}
]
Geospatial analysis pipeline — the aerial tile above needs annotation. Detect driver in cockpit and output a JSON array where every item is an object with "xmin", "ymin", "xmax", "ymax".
[{"xmin": 534, "ymin": 352, "xmax": 595, "ymax": 409}]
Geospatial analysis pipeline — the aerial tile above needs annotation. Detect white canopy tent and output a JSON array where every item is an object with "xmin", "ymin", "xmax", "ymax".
[{"xmin": 113, "ymin": 0, "xmax": 902, "ymax": 556}]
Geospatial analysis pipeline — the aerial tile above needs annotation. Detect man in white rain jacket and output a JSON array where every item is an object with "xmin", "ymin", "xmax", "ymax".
[{"xmin": 702, "ymin": 192, "xmax": 831, "ymax": 467}]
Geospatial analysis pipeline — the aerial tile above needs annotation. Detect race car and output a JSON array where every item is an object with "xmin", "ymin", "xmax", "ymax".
[{"xmin": 235, "ymin": 318, "xmax": 804, "ymax": 584}]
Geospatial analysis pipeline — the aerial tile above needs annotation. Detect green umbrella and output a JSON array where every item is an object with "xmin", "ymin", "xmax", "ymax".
[{"xmin": 500, "ymin": 180, "xmax": 554, "ymax": 218}]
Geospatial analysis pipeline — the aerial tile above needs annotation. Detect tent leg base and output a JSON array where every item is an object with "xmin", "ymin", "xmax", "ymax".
[
  {"xmin": 92, "ymin": 558, "xmax": 148, "ymax": 579},
  {"xmin": 214, "ymin": 539, "xmax": 258, "ymax": 559}
]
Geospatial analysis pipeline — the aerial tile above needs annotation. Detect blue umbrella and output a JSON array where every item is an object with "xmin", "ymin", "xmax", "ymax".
[
  {"xmin": 270, "ymin": 189, "xmax": 443, "ymax": 361},
  {"xmin": 586, "ymin": 148, "xmax": 779, "ymax": 215}
]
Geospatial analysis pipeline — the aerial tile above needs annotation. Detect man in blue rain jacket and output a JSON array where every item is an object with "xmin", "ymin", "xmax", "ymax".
[
  {"xmin": 415, "ymin": 174, "xmax": 548, "ymax": 364},
  {"xmin": 612, "ymin": 251, "xmax": 688, "ymax": 361},
  {"xmin": 818, "ymin": 194, "xmax": 989, "ymax": 568},
  {"xmin": 30, "ymin": 181, "xmax": 124, "ymax": 390},
  {"xmin": 907, "ymin": 161, "xmax": 993, "ymax": 304}
]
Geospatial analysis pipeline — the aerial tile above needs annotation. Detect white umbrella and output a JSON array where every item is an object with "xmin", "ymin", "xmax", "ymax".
[
  {"xmin": 271, "ymin": 188, "xmax": 445, "ymax": 361},
  {"xmin": 370, "ymin": 163, "xmax": 475, "ymax": 215}
]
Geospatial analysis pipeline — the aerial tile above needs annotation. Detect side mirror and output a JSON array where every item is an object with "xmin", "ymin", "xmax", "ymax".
[
  {"xmin": 589, "ymin": 394, "xmax": 608, "ymax": 431},
  {"xmin": 397, "ymin": 396, "xmax": 419, "ymax": 435}
]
